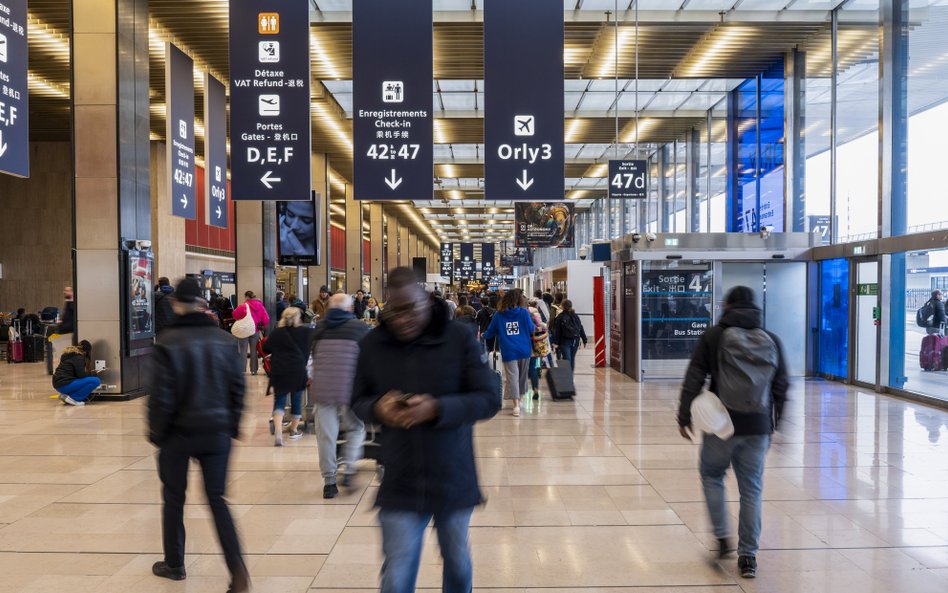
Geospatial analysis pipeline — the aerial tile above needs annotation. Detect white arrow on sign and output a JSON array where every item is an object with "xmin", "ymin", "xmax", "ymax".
[
  {"xmin": 180, "ymin": 194, "xmax": 188, "ymax": 208},
  {"xmin": 384, "ymin": 169, "xmax": 403, "ymax": 190},
  {"xmin": 261, "ymin": 170, "xmax": 281, "ymax": 189},
  {"xmin": 215, "ymin": 205, "xmax": 222, "ymax": 219},
  {"xmin": 516, "ymin": 169, "xmax": 534, "ymax": 191},
  {"xmin": 0, "ymin": 130, "xmax": 7, "ymax": 158}
]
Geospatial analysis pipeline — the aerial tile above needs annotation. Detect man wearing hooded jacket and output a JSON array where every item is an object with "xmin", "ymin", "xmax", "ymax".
[
  {"xmin": 352, "ymin": 267, "xmax": 499, "ymax": 593},
  {"xmin": 677, "ymin": 285, "xmax": 789, "ymax": 580}
]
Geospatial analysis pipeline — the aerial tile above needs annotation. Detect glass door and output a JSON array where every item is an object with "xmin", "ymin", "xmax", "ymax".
[{"xmin": 854, "ymin": 259, "xmax": 879, "ymax": 386}]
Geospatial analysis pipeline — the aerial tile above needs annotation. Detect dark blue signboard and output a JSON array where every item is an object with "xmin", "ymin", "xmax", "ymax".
[
  {"xmin": 440, "ymin": 243, "xmax": 454, "ymax": 279},
  {"xmin": 482, "ymin": 243, "xmax": 496, "ymax": 278},
  {"xmin": 608, "ymin": 160, "xmax": 648, "ymax": 200},
  {"xmin": 0, "ymin": 0, "xmax": 27, "ymax": 178},
  {"xmin": 484, "ymin": 0, "xmax": 563, "ymax": 201},
  {"xmin": 229, "ymin": 0, "xmax": 311, "ymax": 201},
  {"xmin": 353, "ymin": 0, "xmax": 432, "ymax": 201},
  {"xmin": 458, "ymin": 242, "xmax": 475, "ymax": 279},
  {"xmin": 167, "ymin": 44, "xmax": 195, "ymax": 219},
  {"xmin": 205, "ymin": 73, "xmax": 228, "ymax": 228}
]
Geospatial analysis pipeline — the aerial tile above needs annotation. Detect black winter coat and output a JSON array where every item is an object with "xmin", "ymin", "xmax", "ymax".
[
  {"xmin": 148, "ymin": 313, "xmax": 245, "ymax": 446},
  {"xmin": 352, "ymin": 298, "xmax": 500, "ymax": 513},
  {"xmin": 678, "ymin": 305, "xmax": 789, "ymax": 436},
  {"xmin": 262, "ymin": 325, "xmax": 314, "ymax": 394},
  {"xmin": 154, "ymin": 288, "xmax": 176, "ymax": 335},
  {"xmin": 53, "ymin": 352, "xmax": 92, "ymax": 389}
]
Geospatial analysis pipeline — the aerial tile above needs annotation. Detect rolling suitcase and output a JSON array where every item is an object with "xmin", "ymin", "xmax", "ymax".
[
  {"xmin": 919, "ymin": 333, "xmax": 948, "ymax": 371},
  {"xmin": 9, "ymin": 340, "xmax": 23, "ymax": 363},
  {"xmin": 546, "ymin": 365, "xmax": 576, "ymax": 400},
  {"xmin": 22, "ymin": 335, "xmax": 45, "ymax": 363}
]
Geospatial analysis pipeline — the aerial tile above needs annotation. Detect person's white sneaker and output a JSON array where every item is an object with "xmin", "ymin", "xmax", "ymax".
[
  {"xmin": 512, "ymin": 401, "xmax": 521, "ymax": 417},
  {"xmin": 63, "ymin": 395, "xmax": 85, "ymax": 406}
]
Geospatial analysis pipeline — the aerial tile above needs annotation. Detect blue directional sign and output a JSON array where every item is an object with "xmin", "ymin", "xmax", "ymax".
[
  {"xmin": 205, "ymin": 73, "xmax": 228, "ymax": 228},
  {"xmin": 167, "ymin": 43, "xmax": 196, "ymax": 219},
  {"xmin": 608, "ymin": 160, "xmax": 648, "ymax": 200},
  {"xmin": 482, "ymin": 243, "xmax": 496, "ymax": 278},
  {"xmin": 484, "ymin": 0, "xmax": 563, "ymax": 201},
  {"xmin": 440, "ymin": 243, "xmax": 454, "ymax": 279},
  {"xmin": 0, "ymin": 0, "xmax": 29, "ymax": 178},
  {"xmin": 229, "ymin": 0, "xmax": 311, "ymax": 201},
  {"xmin": 353, "ymin": 0, "xmax": 432, "ymax": 201}
]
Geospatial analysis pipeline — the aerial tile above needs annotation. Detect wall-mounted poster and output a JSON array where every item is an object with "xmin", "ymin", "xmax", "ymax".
[
  {"xmin": 499, "ymin": 242, "xmax": 533, "ymax": 267},
  {"xmin": 514, "ymin": 202, "xmax": 575, "ymax": 248},
  {"xmin": 128, "ymin": 249, "xmax": 155, "ymax": 341}
]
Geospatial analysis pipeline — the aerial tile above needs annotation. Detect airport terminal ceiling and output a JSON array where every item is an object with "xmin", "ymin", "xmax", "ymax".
[{"xmin": 23, "ymin": 0, "xmax": 945, "ymax": 243}]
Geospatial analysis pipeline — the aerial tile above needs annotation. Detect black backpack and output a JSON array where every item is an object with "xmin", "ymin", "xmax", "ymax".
[
  {"xmin": 917, "ymin": 300, "xmax": 935, "ymax": 328},
  {"xmin": 558, "ymin": 313, "xmax": 582, "ymax": 340},
  {"xmin": 477, "ymin": 307, "xmax": 495, "ymax": 334}
]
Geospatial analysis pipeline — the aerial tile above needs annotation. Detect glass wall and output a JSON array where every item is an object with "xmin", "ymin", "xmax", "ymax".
[
  {"xmin": 819, "ymin": 258, "xmax": 849, "ymax": 379},
  {"xmin": 674, "ymin": 139, "xmax": 688, "ymax": 232},
  {"xmin": 710, "ymin": 101, "xmax": 727, "ymax": 232},
  {"xmin": 901, "ymin": 248, "xmax": 948, "ymax": 400},
  {"xmin": 729, "ymin": 61, "xmax": 785, "ymax": 233},
  {"xmin": 836, "ymin": 5, "xmax": 880, "ymax": 242},
  {"xmin": 804, "ymin": 28, "xmax": 832, "ymax": 235},
  {"xmin": 907, "ymin": 4, "xmax": 948, "ymax": 233},
  {"xmin": 661, "ymin": 143, "xmax": 674, "ymax": 232}
]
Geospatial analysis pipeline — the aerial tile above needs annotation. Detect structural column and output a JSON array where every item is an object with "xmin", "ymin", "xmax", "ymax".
[
  {"xmin": 345, "ymin": 183, "xmax": 362, "ymax": 294},
  {"xmin": 399, "ymin": 225, "xmax": 411, "ymax": 267},
  {"xmin": 72, "ymin": 0, "xmax": 150, "ymax": 397},
  {"xmin": 386, "ymin": 215, "xmax": 399, "ymax": 282},
  {"xmin": 369, "ymin": 203, "xmax": 384, "ymax": 296},
  {"xmin": 308, "ymin": 153, "xmax": 331, "ymax": 298},
  {"xmin": 879, "ymin": 0, "xmax": 910, "ymax": 390}
]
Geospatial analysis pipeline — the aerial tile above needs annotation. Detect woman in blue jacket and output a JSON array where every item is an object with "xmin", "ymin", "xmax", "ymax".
[{"xmin": 483, "ymin": 289, "xmax": 535, "ymax": 416}]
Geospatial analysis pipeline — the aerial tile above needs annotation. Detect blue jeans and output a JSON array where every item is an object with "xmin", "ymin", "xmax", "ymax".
[
  {"xmin": 528, "ymin": 357, "xmax": 541, "ymax": 392},
  {"xmin": 55, "ymin": 376, "xmax": 101, "ymax": 402},
  {"xmin": 379, "ymin": 507, "xmax": 474, "ymax": 593},
  {"xmin": 272, "ymin": 390, "xmax": 303, "ymax": 418},
  {"xmin": 558, "ymin": 339, "xmax": 579, "ymax": 371},
  {"xmin": 700, "ymin": 433, "xmax": 771, "ymax": 557}
]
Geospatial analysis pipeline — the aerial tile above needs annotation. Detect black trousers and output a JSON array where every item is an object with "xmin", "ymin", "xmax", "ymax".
[{"xmin": 158, "ymin": 432, "xmax": 246, "ymax": 577}]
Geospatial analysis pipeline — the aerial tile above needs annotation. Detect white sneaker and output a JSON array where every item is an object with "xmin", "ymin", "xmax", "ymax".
[
  {"xmin": 62, "ymin": 395, "xmax": 85, "ymax": 407},
  {"xmin": 512, "ymin": 402, "xmax": 520, "ymax": 417}
]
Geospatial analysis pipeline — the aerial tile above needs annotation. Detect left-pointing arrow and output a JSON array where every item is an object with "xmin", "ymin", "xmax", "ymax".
[{"xmin": 261, "ymin": 170, "xmax": 281, "ymax": 189}]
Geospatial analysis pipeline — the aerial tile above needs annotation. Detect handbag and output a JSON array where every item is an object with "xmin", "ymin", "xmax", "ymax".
[
  {"xmin": 531, "ymin": 328, "xmax": 550, "ymax": 358},
  {"xmin": 230, "ymin": 304, "xmax": 257, "ymax": 339}
]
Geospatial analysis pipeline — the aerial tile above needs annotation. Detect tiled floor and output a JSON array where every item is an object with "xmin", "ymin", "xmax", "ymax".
[{"xmin": 2, "ymin": 352, "xmax": 948, "ymax": 593}]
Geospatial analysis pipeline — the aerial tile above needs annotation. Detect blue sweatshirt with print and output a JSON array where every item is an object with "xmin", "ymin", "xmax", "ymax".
[{"xmin": 482, "ymin": 307, "xmax": 535, "ymax": 362}]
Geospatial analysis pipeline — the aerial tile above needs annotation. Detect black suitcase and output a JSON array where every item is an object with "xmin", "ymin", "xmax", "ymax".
[
  {"xmin": 546, "ymin": 365, "xmax": 576, "ymax": 400},
  {"xmin": 22, "ymin": 335, "xmax": 45, "ymax": 363}
]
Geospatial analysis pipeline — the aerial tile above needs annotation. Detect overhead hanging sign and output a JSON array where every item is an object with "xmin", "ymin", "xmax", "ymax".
[
  {"xmin": 0, "ymin": 0, "xmax": 27, "ymax": 178},
  {"xmin": 440, "ymin": 243, "xmax": 454, "ymax": 279},
  {"xmin": 481, "ymin": 243, "xmax": 496, "ymax": 278},
  {"xmin": 515, "ymin": 202, "xmax": 575, "ymax": 248},
  {"xmin": 205, "ymin": 73, "xmax": 228, "ymax": 228},
  {"xmin": 608, "ymin": 160, "xmax": 648, "ymax": 200},
  {"xmin": 167, "ymin": 43, "xmax": 195, "ymax": 219},
  {"xmin": 484, "ymin": 0, "xmax": 563, "ymax": 201},
  {"xmin": 353, "ymin": 0, "xmax": 432, "ymax": 200},
  {"xmin": 458, "ymin": 242, "xmax": 475, "ymax": 279},
  {"xmin": 229, "ymin": 0, "xmax": 311, "ymax": 201}
]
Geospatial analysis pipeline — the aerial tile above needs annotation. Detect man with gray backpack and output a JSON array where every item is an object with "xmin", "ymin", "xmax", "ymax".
[{"xmin": 677, "ymin": 286, "xmax": 789, "ymax": 579}]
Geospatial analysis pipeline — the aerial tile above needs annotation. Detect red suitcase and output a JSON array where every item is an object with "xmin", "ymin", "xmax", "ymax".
[
  {"xmin": 919, "ymin": 334, "xmax": 948, "ymax": 371},
  {"xmin": 9, "ymin": 340, "xmax": 23, "ymax": 363}
]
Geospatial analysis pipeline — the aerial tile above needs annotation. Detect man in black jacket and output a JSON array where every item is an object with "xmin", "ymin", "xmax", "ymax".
[
  {"xmin": 926, "ymin": 290, "xmax": 946, "ymax": 335},
  {"xmin": 677, "ymin": 286, "xmax": 788, "ymax": 580},
  {"xmin": 153, "ymin": 277, "xmax": 176, "ymax": 335},
  {"xmin": 352, "ymin": 267, "xmax": 499, "ymax": 593},
  {"xmin": 148, "ymin": 278, "xmax": 250, "ymax": 593}
]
